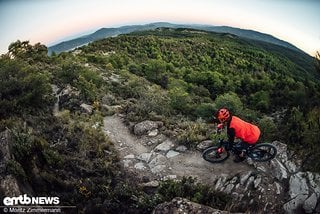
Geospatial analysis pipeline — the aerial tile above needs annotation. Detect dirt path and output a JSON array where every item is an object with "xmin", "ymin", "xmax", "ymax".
[{"xmin": 103, "ymin": 115, "xmax": 254, "ymax": 184}]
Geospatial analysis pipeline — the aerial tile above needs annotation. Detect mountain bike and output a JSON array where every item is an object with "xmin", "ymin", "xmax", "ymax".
[{"xmin": 202, "ymin": 139, "xmax": 277, "ymax": 163}]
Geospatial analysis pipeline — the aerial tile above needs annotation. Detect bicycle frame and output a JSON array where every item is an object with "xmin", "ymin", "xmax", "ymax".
[
  {"xmin": 203, "ymin": 139, "xmax": 277, "ymax": 163},
  {"xmin": 217, "ymin": 139, "xmax": 252, "ymax": 156}
]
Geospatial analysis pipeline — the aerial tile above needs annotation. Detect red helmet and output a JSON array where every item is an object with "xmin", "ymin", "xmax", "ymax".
[{"xmin": 217, "ymin": 108, "xmax": 230, "ymax": 122}]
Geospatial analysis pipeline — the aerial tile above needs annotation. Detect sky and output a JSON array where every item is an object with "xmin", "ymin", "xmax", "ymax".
[{"xmin": 0, "ymin": 0, "xmax": 319, "ymax": 56}]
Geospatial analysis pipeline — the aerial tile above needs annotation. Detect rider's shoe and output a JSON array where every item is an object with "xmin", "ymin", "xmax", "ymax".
[{"xmin": 233, "ymin": 155, "xmax": 246, "ymax": 163}]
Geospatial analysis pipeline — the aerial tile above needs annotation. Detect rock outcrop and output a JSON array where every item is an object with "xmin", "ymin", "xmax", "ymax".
[
  {"xmin": 152, "ymin": 197, "xmax": 243, "ymax": 214},
  {"xmin": 248, "ymin": 141, "xmax": 320, "ymax": 214},
  {"xmin": 104, "ymin": 116, "xmax": 320, "ymax": 214},
  {"xmin": 0, "ymin": 131, "xmax": 22, "ymax": 198}
]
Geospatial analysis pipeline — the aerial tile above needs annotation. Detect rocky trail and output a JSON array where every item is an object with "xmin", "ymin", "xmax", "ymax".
[
  {"xmin": 50, "ymin": 84, "xmax": 319, "ymax": 213},
  {"xmin": 103, "ymin": 114, "xmax": 320, "ymax": 213},
  {"xmin": 103, "ymin": 115, "xmax": 253, "ymax": 183}
]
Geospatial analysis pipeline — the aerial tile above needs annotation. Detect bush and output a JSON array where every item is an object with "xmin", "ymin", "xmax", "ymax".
[
  {"xmin": 0, "ymin": 58, "xmax": 53, "ymax": 117},
  {"xmin": 169, "ymin": 87, "xmax": 192, "ymax": 114},
  {"xmin": 195, "ymin": 103, "xmax": 216, "ymax": 121},
  {"xmin": 6, "ymin": 160, "xmax": 27, "ymax": 180},
  {"xmin": 75, "ymin": 75, "xmax": 98, "ymax": 102},
  {"xmin": 42, "ymin": 149, "xmax": 64, "ymax": 167},
  {"xmin": 258, "ymin": 116, "xmax": 278, "ymax": 142},
  {"xmin": 176, "ymin": 120, "xmax": 210, "ymax": 147},
  {"xmin": 157, "ymin": 177, "xmax": 230, "ymax": 209},
  {"xmin": 130, "ymin": 85, "xmax": 172, "ymax": 119},
  {"xmin": 11, "ymin": 128, "xmax": 35, "ymax": 162},
  {"xmin": 214, "ymin": 92, "xmax": 243, "ymax": 115}
]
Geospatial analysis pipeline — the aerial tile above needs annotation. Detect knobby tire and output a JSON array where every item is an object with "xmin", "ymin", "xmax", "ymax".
[
  {"xmin": 247, "ymin": 143, "xmax": 277, "ymax": 162},
  {"xmin": 202, "ymin": 146, "xmax": 230, "ymax": 163}
]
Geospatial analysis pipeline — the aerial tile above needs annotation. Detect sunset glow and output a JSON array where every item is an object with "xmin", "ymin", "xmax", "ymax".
[{"xmin": 0, "ymin": 0, "xmax": 319, "ymax": 55}]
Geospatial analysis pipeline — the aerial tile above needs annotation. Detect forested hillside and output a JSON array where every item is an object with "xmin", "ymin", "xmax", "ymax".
[
  {"xmin": 48, "ymin": 22, "xmax": 308, "ymax": 55},
  {"xmin": 1, "ymin": 28, "xmax": 320, "ymax": 213},
  {"xmin": 80, "ymin": 28, "xmax": 320, "ymax": 160}
]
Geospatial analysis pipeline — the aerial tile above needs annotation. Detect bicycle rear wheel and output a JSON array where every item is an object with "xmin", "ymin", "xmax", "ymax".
[
  {"xmin": 247, "ymin": 143, "xmax": 277, "ymax": 162},
  {"xmin": 202, "ymin": 146, "xmax": 230, "ymax": 163}
]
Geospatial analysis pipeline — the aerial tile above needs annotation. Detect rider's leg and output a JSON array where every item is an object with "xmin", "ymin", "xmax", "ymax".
[
  {"xmin": 234, "ymin": 141, "xmax": 248, "ymax": 155},
  {"xmin": 233, "ymin": 141, "xmax": 250, "ymax": 162}
]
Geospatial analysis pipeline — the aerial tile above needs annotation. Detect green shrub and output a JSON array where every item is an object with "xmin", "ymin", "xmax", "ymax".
[
  {"xmin": 214, "ymin": 92, "xmax": 243, "ymax": 115},
  {"xmin": 195, "ymin": 103, "xmax": 216, "ymax": 121},
  {"xmin": 11, "ymin": 128, "xmax": 35, "ymax": 162},
  {"xmin": 176, "ymin": 120, "xmax": 209, "ymax": 147},
  {"xmin": 42, "ymin": 149, "xmax": 64, "ymax": 167},
  {"xmin": 75, "ymin": 75, "xmax": 97, "ymax": 102},
  {"xmin": 258, "ymin": 116, "xmax": 278, "ymax": 142},
  {"xmin": 6, "ymin": 160, "xmax": 27, "ymax": 180},
  {"xmin": 132, "ymin": 85, "xmax": 171, "ymax": 118},
  {"xmin": 58, "ymin": 62, "xmax": 82, "ymax": 84},
  {"xmin": 157, "ymin": 177, "xmax": 230, "ymax": 209},
  {"xmin": 169, "ymin": 87, "xmax": 193, "ymax": 114},
  {"xmin": 0, "ymin": 58, "xmax": 53, "ymax": 117}
]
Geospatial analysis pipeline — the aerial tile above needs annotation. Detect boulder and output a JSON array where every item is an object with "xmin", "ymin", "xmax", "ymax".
[
  {"xmin": 270, "ymin": 158, "xmax": 288, "ymax": 181},
  {"xmin": 61, "ymin": 84, "xmax": 80, "ymax": 97},
  {"xmin": 134, "ymin": 120, "xmax": 162, "ymax": 136},
  {"xmin": 148, "ymin": 129, "xmax": 159, "ymax": 137},
  {"xmin": 141, "ymin": 181, "xmax": 160, "ymax": 188},
  {"xmin": 154, "ymin": 139, "xmax": 174, "ymax": 152},
  {"xmin": 289, "ymin": 172, "xmax": 309, "ymax": 198},
  {"xmin": 283, "ymin": 194, "xmax": 309, "ymax": 214},
  {"xmin": 284, "ymin": 172, "xmax": 310, "ymax": 213},
  {"xmin": 303, "ymin": 193, "xmax": 318, "ymax": 213},
  {"xmin": 239, "ymin": 171, "xmax": 253, "ymax": 185},
  {"xmin": 214, "ymin": 174, "xmax": 228, "ymax": 191},
  {"xmin": 151, "ymin": 165, "xmax": 166, "ymax": 174},
  {"xmin": 272, "ymin": 141, "xmax": 299, "ymax": 173},
  {"xmin": 197, "ymin": 140, "xmax": 213, "ymax": 151},
  {"xmin": 148, "ymin": 154, "xmax": 167, "ymax": 169},
  {"xmin": 166, "ymin": 150, "xmax": 180, "ymax": 158},
  {"xmin": 175, "ymin": 145, "xmax": 188, "ymax": 152},
  {"xmin": 80, "ymin": 103, "xmax": 93, "ymax": 114},
  {"xmin": 134, "ymin": 162, "xmax": 147, "ymax": 171},
  {"xmin": 137, "ymin": 153, "xmax": 153, "ymax": 163}
]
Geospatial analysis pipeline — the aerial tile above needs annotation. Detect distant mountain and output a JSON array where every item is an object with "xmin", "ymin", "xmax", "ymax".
[{"xmin": 47, "ymin": 22, "xmax": 306, "ymax": 55}]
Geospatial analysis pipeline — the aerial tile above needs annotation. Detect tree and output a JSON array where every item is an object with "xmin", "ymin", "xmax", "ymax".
[
  {"xmin": 214, "ymin": 92, "xmax": 243, "ymax": 115},
  {"xmin": 8, "ymin": 40, "xmax": 29, "ymax": 57},
  {"xmin": 169, "ymin": 87, "xmax": 192, "ymax": 114},
  {"xmin": 8, "ymin": 40, "xmax": 49, "ymax": 63},
  {"xmin": 0, "ymin": 58, "xmax": 52, "ymax": 117},
  {"xmin": 249, "ymin": 91, "xmax": 270, "ymax": 112},
  {"xmin": 286, "ymin": 107, "xmax": 306, "ymax": 145}
]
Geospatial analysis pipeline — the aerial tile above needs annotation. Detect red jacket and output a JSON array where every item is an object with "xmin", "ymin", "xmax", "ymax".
[{"xmin": 229, "ymin": 116, "xmax": 260, "ymax": 144}]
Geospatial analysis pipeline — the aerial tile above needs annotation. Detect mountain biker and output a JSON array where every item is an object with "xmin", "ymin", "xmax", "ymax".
[{"xmin": 215, "ymin": 108, "xmax": 261, "ymax": 162}]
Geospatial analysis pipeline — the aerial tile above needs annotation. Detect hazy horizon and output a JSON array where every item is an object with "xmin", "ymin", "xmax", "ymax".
[{"xmin": 1, "ymin": 0, "xmax": 319, "ymax": 56}]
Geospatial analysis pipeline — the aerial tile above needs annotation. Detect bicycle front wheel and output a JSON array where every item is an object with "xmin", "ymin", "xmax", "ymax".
[
  {"xmin": 247, "ymin": 143, "xmax": 277, "ymax": 162},
  {"xmin": 202, "ymin": 146, "xmax": 230, "ymax": 163}
]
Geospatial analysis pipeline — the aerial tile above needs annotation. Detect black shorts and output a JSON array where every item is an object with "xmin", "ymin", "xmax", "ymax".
[{"xmin": 234, "ymin": 141, "xmax": 253, "ymax": 153}]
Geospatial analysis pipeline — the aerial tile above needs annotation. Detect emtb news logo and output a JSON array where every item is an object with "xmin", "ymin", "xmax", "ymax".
[{"xmin": 3, "ymin": 194, "xmax": 60, "ymax": 206}]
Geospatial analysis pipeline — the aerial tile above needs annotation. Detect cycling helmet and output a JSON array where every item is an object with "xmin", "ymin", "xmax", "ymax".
[{"xmin": 217, "ymin": 108, "xmax": 230, "ymax": 122}]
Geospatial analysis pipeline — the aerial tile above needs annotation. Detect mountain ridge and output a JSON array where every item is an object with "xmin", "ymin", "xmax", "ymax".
[{"xmin": 48, "ymin": 22, "xmax": 306, "ymax": 56}]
